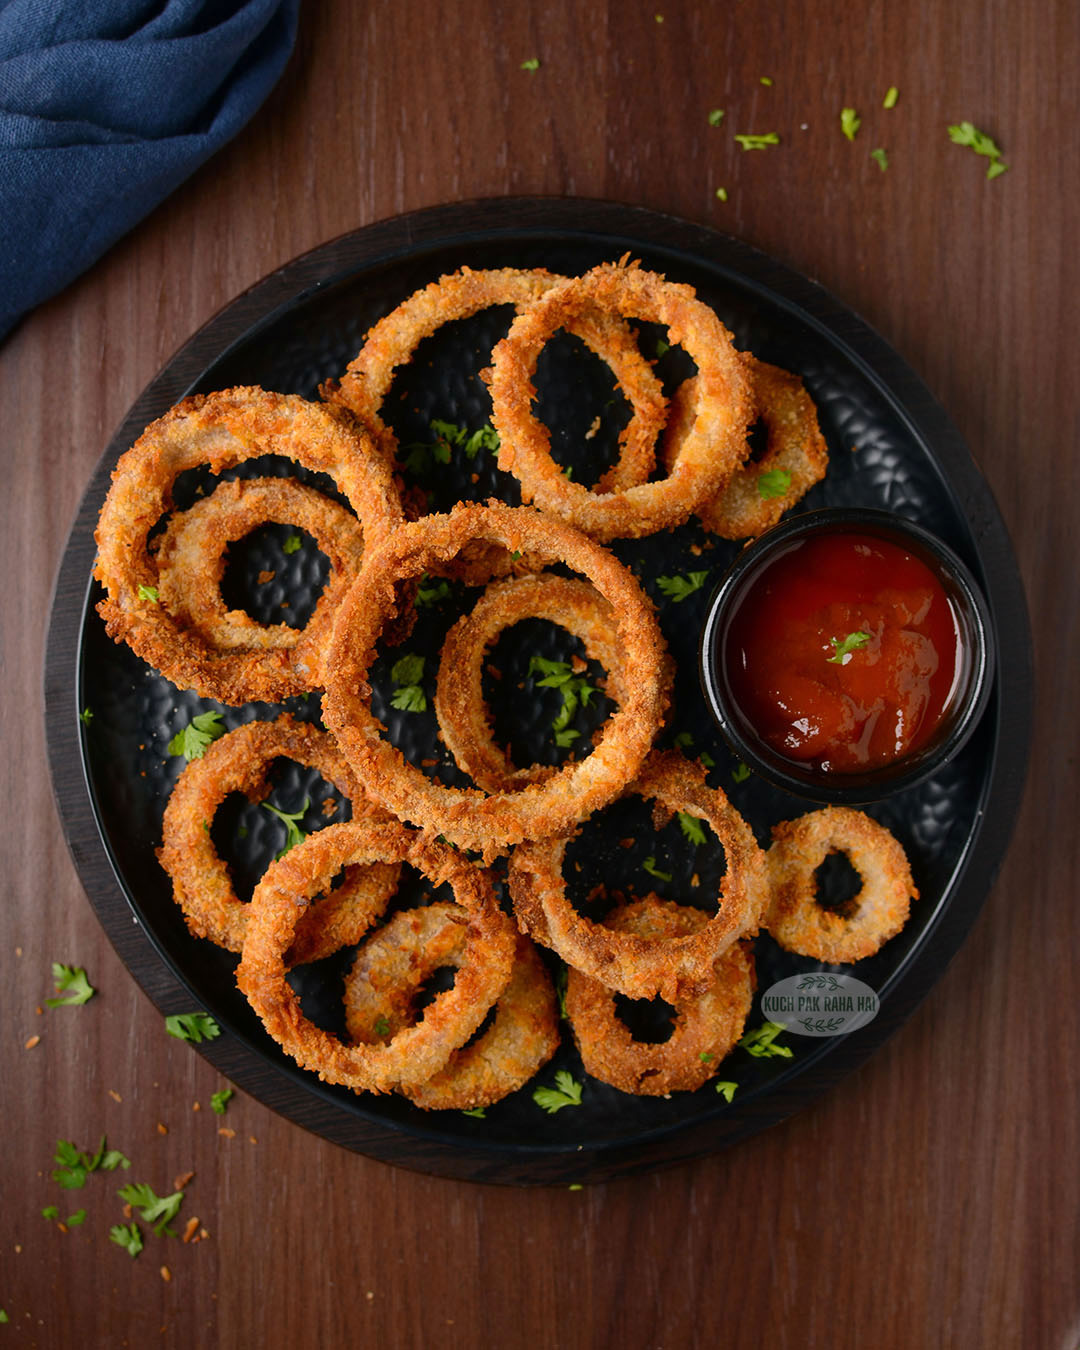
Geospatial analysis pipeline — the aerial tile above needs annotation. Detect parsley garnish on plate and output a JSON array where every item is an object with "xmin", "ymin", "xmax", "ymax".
[
  {"xmin": 715, "ymin": 1080, "xmax": 738, "ymax": 1101},
  {"xmin": 656, "ymin": 571, "xmax": 709, "ymax": 603},
  {"xmin": 262, "ymin": 797, "xmax": 310, "ymax": 859},
  {"xmin": 165, "ymin": 1011, "xmax": 220, "ymax": 1044},
  {"xmin": 827, "ymin": 630, "xmax": 871, "ymax": 664},
  {"xmin": 45, "ymin": 962, "xmax": 95, "ymax": 1008},
  {"xmin": 390, "ymin": 651, "xmax": 427, "ymax": 713},
  {"xmin": 109, "ymin": 1222, "xmax": 144, "ymax": 1258},
  {"xmin": 642, "ymin": 856, "xmax": 673, "ymax": 883},
  {"xmin": 757, "ymin": 468, "xmax": 791, "ymax": 500},
  {"xmin": 947, "ymin": 121, "xmax": 1008, "ymax": 178},
  {"xmin": 731, "ymin": 762, "xmax": 752, "ymax": 784},
  {"xmin": 532, "ymin": 1069, "xmax": 583, "ymax": 1114},
  {"xmin": 283, "ymin": 534, "xmax": 302, "ymax": 554},
  {"xmin": 739, "ymin": 1021, "xmax": 793, "ymax": 1059},
  {"xmin": 734, "ymin": 132, "xmax": 780, "ymax": 150},
  {"xmin": 461, "ymin": 1107, "xmax": 486, "ymax": 1119},
  {"xmin": 168, "ymin": 710, "xmax": 225, "ymax": 761},
  {"xmin": 677, "ymin": 812, "xmax": 708, "ymax": 846},
  {"xmin": 79, "ymin": 706, "xmax": 93, "ymax": 725},
  {"xmin": 528, "ymin": 655, "xmax": 598, "ymax": 750},
  {"xmin": 210, "ymin": 1088, "xmax": 234, "ymax": 1115},
  {"xmin": 840, "ymin": 107, "xmax": 861, "ymax": 141},
  {"xmin": 415, "ymin": 576, "xmax": 452, "ymax": 609}
]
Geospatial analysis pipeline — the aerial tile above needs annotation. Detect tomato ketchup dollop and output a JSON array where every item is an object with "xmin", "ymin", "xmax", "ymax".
[{"xmin": 723, "ymin": 531, "xmax": 962, "ymax": 773}]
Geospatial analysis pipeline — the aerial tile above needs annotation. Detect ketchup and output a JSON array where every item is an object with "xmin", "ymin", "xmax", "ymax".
[{"xmin": 723, "ymin": 531, "xmax": 961, "ymax": 773}]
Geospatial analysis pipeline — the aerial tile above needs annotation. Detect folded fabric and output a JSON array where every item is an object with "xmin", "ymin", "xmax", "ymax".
[{"xmin": 0, "ymin": 0, "xmax": 301, "ymax": 342}]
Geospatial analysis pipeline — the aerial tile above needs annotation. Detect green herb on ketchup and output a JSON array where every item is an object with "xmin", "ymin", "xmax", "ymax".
[{"xmin": 827, "ymin": 630, "xmax": 871, "ymax": 664}]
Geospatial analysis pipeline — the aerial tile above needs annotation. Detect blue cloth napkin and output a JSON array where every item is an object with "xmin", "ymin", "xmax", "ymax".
[{"xmin": 0, "ymin": 0, "xmax": 300, "ymax": 342}]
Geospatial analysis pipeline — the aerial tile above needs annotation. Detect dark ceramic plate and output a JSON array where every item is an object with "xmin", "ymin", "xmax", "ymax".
[{"xmin": 44, "ymin": 198, "xmax": 1031, "ymax": 1185}]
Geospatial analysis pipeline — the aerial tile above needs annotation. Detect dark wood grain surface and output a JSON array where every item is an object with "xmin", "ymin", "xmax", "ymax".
[{"xmin": 1, "ymin": 2, "xmax": 1075, "ymax": 1346}]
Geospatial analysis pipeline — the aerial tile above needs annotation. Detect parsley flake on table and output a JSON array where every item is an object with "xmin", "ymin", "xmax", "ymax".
[
  {"xmin": 165, "ymin": 1011, "xmax": 220, "ymax": 1044},
  {"xmin": 883, "ymin": 85, "xmax": 899, "ymax": 109},
  {"xmin": 0, "ymin": 1310, "xmax": 9, "ymax": 1323},
  {"xmin": 757, "ymin": 468, "xmax": 791, "ymax": 500},
  {"xmin": 118, "ymin": 1182, "xmax": 185, "ymax": 1236},
  {"xmin": 947, "ymin": 121, "xmax": 1008, "ymax": 178},
  {"xmin": 827, "ymin": 630, "xmax": 871, "ymax": 664},
  {"xmin": 262, "ymin": 797, "xmax": 309, "ymax": 859},
  {"xmin": 734, "ymin": 132, "xmax": 779, "ymax": 150},
  {"xmin": 760, "ymin": 76, "xmax": 773, "ymax": 86},
  {"xmin": 715, "ymin": 187, "xmax": 728, "ymax": 201},
  {"xmin": 731, "ymin": 762, "xmax": 751, "ymax": 784},
  {"xmin": 66, "ymin": 1208, "xmax": 87, "ymax": 1227},
  {"xmin": 210, "ymin": 1088, "xmax": 234, "ymax": 1115},
  {"xmin": 840, "ymin": 107, "xmax": 861, "ymax": 141},
  {"xmin": 520, "ymin": 57, "xmax": 540, "ymax": 71},
  {"xmin": 282, "ymin": 534, "xmax": 302, "ymax": 554},
  {"xmin": 45, "ymin": 962, "xmax": 96, "ymax": 1008},
  {"xmin": 168, "ymin": 710, "xmax": 225, "ymax": 761},
  {"xmin": 461, "ymin": 1107, "xmax": 486, "ymax": 1119},
  {"xmin": 739, "ymin": 1021, "xmax": 793, "ymax": 1058},
  {"xmin": 137, "ymin": 585, "xmax": 159, "ymax": 603},
  {"xmin": 642, "ymin": 856, "xmax": 673, "ymax": 883},
  {"xmin": 390, "ymin": 651, "xmax": 427, "ymax": 713},
  {"xmin": 415, "ymin": 575, "xmax": 452, "ymax": 609},
  {"xmin": 532, "ymin": 1069, "xmax": 583, "ymax": 1114},
  {"xmin": 655, "ymin": 571, "xmax": 709, "ymax": 603},
  {"xmin": 79, "ymin": 706, "xmax": 93, "ymax": 725},
  {"xmin": 870, "ymin": 147, "xmax": 889, "ymax": 172},
  {"xmin": 715, "ymin": 1080, "xmax": 738, "ymax": 1101},
  {"xmin": 677, "ymin": 812, "xmax": 708, "ymax": 846},
  {"xmin": 707, "ymin": 108, "xmax": 725, "ymax": 126},
  {"xmin": 41, "ymin": 1205, "xmax": 59, "ymax": 1220},
  {"xmin": 109, "ymin": 1222, "xmax": 144, "ymax": 1258},
  {"xmin": 51, "ymin": 1135, "xmax": 130, "ymax": 1189}
]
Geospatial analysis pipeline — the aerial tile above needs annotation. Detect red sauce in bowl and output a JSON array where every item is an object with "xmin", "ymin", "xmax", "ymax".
[{"xmin": 723, "ymin": 531, "xmax": 962, "ymax": 774}]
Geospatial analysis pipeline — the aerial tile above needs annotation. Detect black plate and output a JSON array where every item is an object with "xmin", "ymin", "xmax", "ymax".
[{"xmin": 44, "ymin": 198, "xmax": 1032, "ymax": 1185}]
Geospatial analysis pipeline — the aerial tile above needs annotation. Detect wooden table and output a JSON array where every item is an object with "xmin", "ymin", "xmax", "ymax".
[{"xmin": 2, "ymin": 2, "xmax": 1074, "ymax": 1345}]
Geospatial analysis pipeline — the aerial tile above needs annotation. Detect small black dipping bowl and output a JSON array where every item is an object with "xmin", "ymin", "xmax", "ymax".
[{"xmin": 698, "ymin": 508, "xmax": 996, "ymax": 804}]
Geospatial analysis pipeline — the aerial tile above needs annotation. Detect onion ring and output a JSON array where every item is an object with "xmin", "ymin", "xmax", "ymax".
[
  {"xmin": 344, "ymin": 910, "xmax": 558, "ymax": 1110},
  {"xmin": 764, "ymin": 806, "xmax": 919, "ymax": 962},
  {"xmin": 154, "ymin": 476, "xmax": 366, "ymax": 686},
  {"xmin": 158, "ymin": 714, "xmax": 397, "ymax": 960},
  {"xmin": 434, "ymin": 572, "xmax": 672, "ymax": 793},
  {"xmin": 508, "ymin": 750, "xmax": 768, "ymax": 1002},
  {"xmin": 566, "ymin": 898, "xmax": 755, "ymax": 1095},
  {"xmin": 321, "ymin": 502, "xmax": 668, "ymax": 861},
  {"xmin": 661, "ymin": 356, "xmax": 828, "ymax": 539},
  {"xmin": 322, "ymin": 265, "xmax": 666, "ymax": 494},
  {"xmin": 487, "ymin": 260, "xmax": 753, "ymax": 541},
  {"xmin": 236, "ymin": 821, "xmax": 516, "ymax": 1093},
  {"xmin": 94, "ymin": 387, "xmax": 402, "ymax": 704}
]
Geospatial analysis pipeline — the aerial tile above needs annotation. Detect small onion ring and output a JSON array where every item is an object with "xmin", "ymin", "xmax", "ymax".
[
  {"xmin": 322, "ymin": 265, "xmax": 666, "ymax": 494},
  {"xmin": 94, "ymin": 387, "xmax": 402, "ymax": 704},
  {"xmin": 344, "ymin": 909, "xmax": 558, "ymax": 1110},
  {"xmin": 487, "ymin": 260, "xmax": 753, "ymax": 541},
  {"xmin": 764, "ymin": 806, "xmax": 919, "ymax": 963},
  {"xmin": 322, "ymin": 502, "xmax": 669, "ymax": 861},
  {"xmin": 566, "ymin": 898, "xmax": 755, "ymax": 1096},
  {"xmin": 236, "ymin": 821, "xmax": 517, "ymax": 1094},
  {"xmin": 158, "ymin": 715, "xmax": 396, "ymax": 959},
  {"xmin": 155, "ymin": 477, "xmax": 366, "ymax": 686},
  {"xmin": 661, "ymin": 356, "xmax": 829, "ymax": 539},
  {"xmin": 434, "ymin": 572, "xmax": 672, "ymax": 793},
  {"xmin": 508, "ymin": 750, "xmax": 768, "ymax": 1003}
]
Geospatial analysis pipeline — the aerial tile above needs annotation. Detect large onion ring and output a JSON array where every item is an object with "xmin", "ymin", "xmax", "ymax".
[
  {"xmin": 434, "ymin": 572, "xmax": 672, "ymax": 793},
  {"xmin": 236, "ymin": 821, "xmax": 516, "ymax": 1094},
  {"xmin": 94, "ymin": 387, "xmax": 402, "ymax": 704},
  {"xmin": 323, "ymin": 265, "xmax": 666, "ymax": 494},
  {"xmin": 661, "ymin": 356, "xmax": 828, "ymax": 539},
  {"xmin": 155, "ymin": 477, "xmax": 366, "ymax": 685},
  {"xmin": 764, "ymin": 807, "xmax": 919, "ymax": 962},
  {"xmin": 487, "ymin": 261, "xmax": 753, "ymax": 541},
  {"xmin": 322, "ymin": 502, "xmax": 669, "ymax": 860},
  {"xmin": 158, "ymin": 715, "xmax": 396, "ymax": 960},
  {"xmin": 344, "ymin": 908, "xmax": 558, "ymax": 1110},
  {"xmin": 566, "ymin": 898, "xmax": 755, "ymax": 1096},
  {"xmin": 508, "ymin": 750, "xmax": 768, "ymax": 1002}
]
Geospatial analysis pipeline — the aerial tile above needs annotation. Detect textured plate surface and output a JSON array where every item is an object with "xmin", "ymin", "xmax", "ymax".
[{"xmin": 44, "ymin": 199, "xmax": 1031, "ymax": 1185}]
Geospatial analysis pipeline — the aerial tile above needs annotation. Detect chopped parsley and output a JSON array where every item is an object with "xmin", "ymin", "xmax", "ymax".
[
  {"xmin": 0, "ymin": 1311, "xmax": 8, "ymax": 1324},
  {"xmin": 528, "ymin": 655, "xmax": 598, "ymax": 750},
  {"xmin": 520, "ymin": 57, "xmax": 540, "ymax": 71},
  {"xmin": 532, "ymin": 1069, "xmax": 583, "ymax": 1114},
  {"xmin": 461, "ymin": 1107, "xmax": 486, "ymax": 1119},
  {"xmin": 66, "ymin": 1208, "xmax": 87, "ymax": 1227},
  {"xmin": 731, "ymin": 762, "xmax": 751, "ymax": 784},
  {"xmin": 757, "ymin": 468, "xmax": 791, "ymax": 500},
  {"xmin": 109, "ymin": 1222, "xmax": 144, "ymax": 1258},
  {"xmin": 655, "ymin": 338, "xmax": 670, "ymax": 358},
  {"xmin": 137, "ymin": 585, "xmax": 159, "ymax": 603},
  {"xmin": 947, "ymin": 121, "xmax": 1008, "ymax": 178},
  {"xmin": 117, "ymin": 1181, "xmax": 185, "ymax": 1237},
  {"xmin": 883, "ymin": 85, "xmax": 899, "ymax": 109},
  {"xmin": 677, "ymin": 812, "xmax": 708, "ymax": 846},
  {"xmin": 655, "ymin": 570, "xmax": 709, "ymax": 603},
  {"xmin": 870, "ymin": 147, "xmax": 889, "ymax": 172},
  {"xmin": 210, "ymin": 1088, "xmax": 234, "ymax": 1115},
  {"xmin": 262, "ymin": 796, "xmax": 310, "ymax": 859},
  {"xmin": 41, "ymin": 1205, "xmax": 59, "ymax": 1220},
  {"xmin": 715, "ymin": 187, "xmax": 728, "ymax": 201},
  {"xmin": 739, "ymin": 1021, "xmax": 793, "ymax": 1059},
  {"xmin": 282, "ymin": 534, "xmax": 302, "ymax": 554},
  {"xmin": 715, "ymin": 1080, "xmax": 738, "ymax": 1101},
  {"xmin": 168, "ymin": 710, "xmax": 225, "ymax": 761},
  {"xmin": 165, "ymin": 1011, "xmax": 220, "ymax": 1044},
  {"xmin": 415, "ymin": 576, "xmax": 452, "ymax": 609},
  {"xmin": 707, "ymin": 108, "xmax": 725, "ymax": 127},
  {"xmin": 827, "ymin": 630, "xmax": 871, "ymax": 664},
  {"xmin": 840, "ymin": 107, "xmax": 861, "ymax": 141},
  {"xmin": 642, "ymin": 856, "xmax": 673, "ymax": 883},
  {"xmin": 45, "ymin": 962, "xmax": 96, "ymax": 1008},
  {"xmin": 79, "ymin": 706, "xmax": 93, "ymax": 725},
  {"xmin": 673, "ymin": 731, "xmax": 694, "ymax": 750},
  {"xmin": 51, "ymin": 1136, "xmax": 130, "ymax": 1189},
  {"xmin": 404, "ymin": 418, "xmax": 499, "ymax": 473},
  {"xmin": 734, "ymin": 132, "xmax": 780, "ymax": 150},
  {"xmin": 760, "ymin": 76, "xmax": 773, "ymax": 86},
  {"xmin": 390, "ymin": 651, "xmax": 427, "ymax": 713},
  {"xmin": 373, "ymin": 1016, "xmax": 391, "ymax": 1038}
]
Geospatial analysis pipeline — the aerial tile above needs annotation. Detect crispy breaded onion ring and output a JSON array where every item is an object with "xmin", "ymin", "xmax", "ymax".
[
  {"xmin": 764, "ymin": 806, "xmax": 919, "ymax": 963},
  {"xmin": 566, "ymin": 899, "xmax": 755, "ymax": 1095},
  {"xmin": 434, "ymin": 572, "xmax": 671, "ymax": 793},
  {"xmin": 508, "ymin": 751, "xmax": 768, "ymax": 1002},
  {"xmin": 158, "ymin": 715, "xmax": 397, "ymax": 960},
  {"xmin": 236, "ymin": 822, "xmax": 516, "ymax": 1094},
  {"xmin": 322, "ymin": 502, "xmax": 668, "ymax": 861},
  {"xmin": 322, "ymin": 265, "xmax": 665, "ymax": 494},
  {"xmin": 154, "ymin": 477, "xmax": 365, "ymax": 687},
  {"xmin": 661, "ymin": 356, "xmax": 828, "ymax": 539},
  {"xmin": 487, "ymin": 261, "xmax": 753, "ymax": 541},
  {"xmin": 94, "ymin": 387, "xmax": 402, "ymax": 704},
  {"xmin": 344, "ymin": 910, "xmax": 558, "ymax": 1110}
]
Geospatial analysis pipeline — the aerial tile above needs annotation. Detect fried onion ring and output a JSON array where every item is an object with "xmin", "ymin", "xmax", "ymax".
[
  {"xmin": 95, "ymin": 387, "xmax": 402, "ymax": 703},
  {"xmin": 236, "ymin": 821, "xmax": 516, "ymax": 1093},
  {"xmin": 487, "ymin": 261, "xmax": 753, "ymax": 540},
  {"xmin": 344, "ymin": 910, "xmax": 558, "ymax": 1110},
  {"xmin": 566, "ymin": 898, "xmax": 755, "ymax": 1095},
  {"xmin": 155, "ymin": 477, "xmax": 365, "ymax": 685},
  {"xmin": 764, "ymin": 806, "xmax": 919, "ymax": 962},
  {"xmin": 158, "ymin": 715, "xmax": 397, "ymax": 960},
  {"xmin": 508, "ymin": 750, "xmax": 768, "ymax": 1002},
  {"xmin": 661, "ymin": 356, "xmax": 828, "ymax": 539},
  {"xmin": 323, "ymin": 265, "xmax": 666, "ymax": 494},
  {"xmin": 434, "ymin": 572, "xmax": 672, "ymax": 793},
  {"xmin": 322, "ymin": 502, "xmax": 668, "ymax": 861}
]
